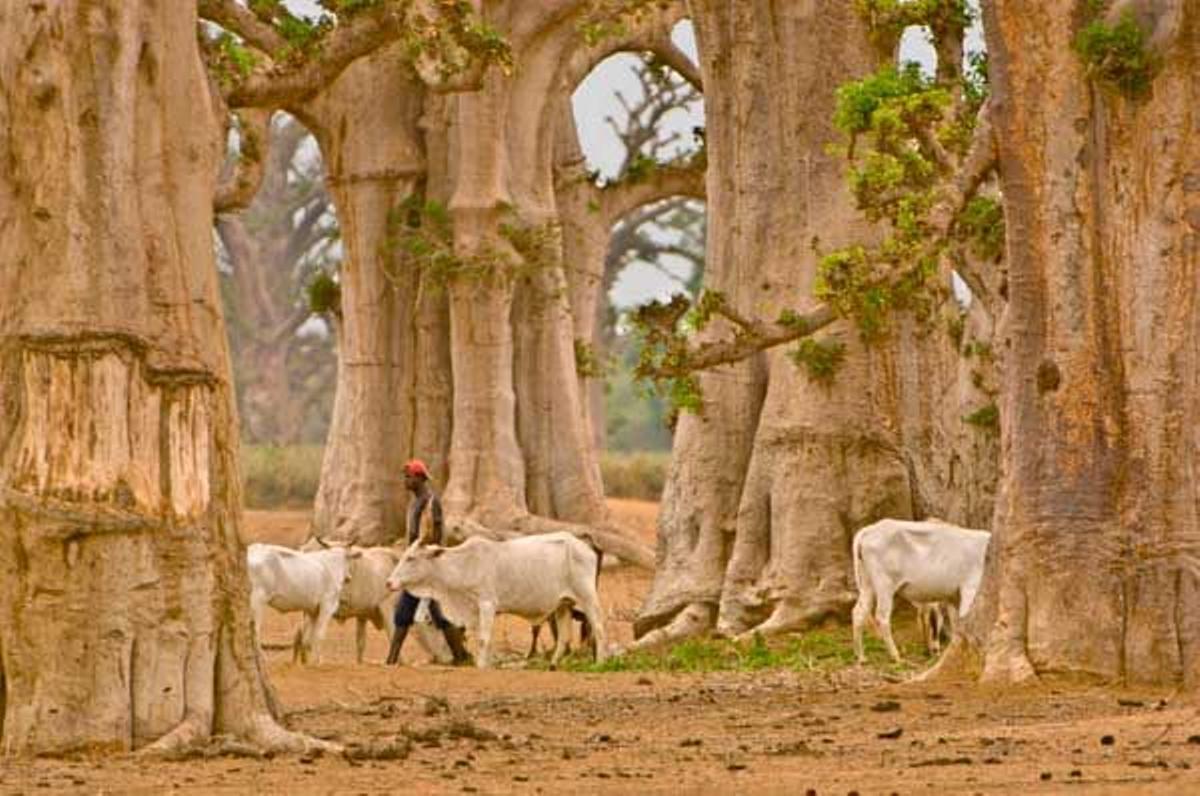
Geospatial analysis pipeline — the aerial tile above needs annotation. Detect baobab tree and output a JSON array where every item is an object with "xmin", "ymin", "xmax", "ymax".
[
  {"xmin": 0, "ymin": 0, "xmax": 496, "ymax": 755},
  {"xmin": 939, "ymin": 0, "xmax": 1200, "ymax": 686},
  {"xmin": 632, "ymin": 0, "xmax": 1002, "ymax": 647}
]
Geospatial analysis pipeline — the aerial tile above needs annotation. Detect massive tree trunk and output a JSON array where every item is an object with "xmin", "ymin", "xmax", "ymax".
[
  {"xmin": 638, "ymin": 2, "xmax": 954, "ymax": 643},
  {"xmin": 951, "ymin": 0, "xmax": 1200, "ymax": 686},
  {"xmin": 299, "ymin": 50, "xmax": 453, "ymax": 545},
  {"xmin": 0, "ymin": 1, "xmax": 317, "ymax": 754},
  {"xmin": 433, "ymin": 7, "xmax": 620, "ymax": 528}
]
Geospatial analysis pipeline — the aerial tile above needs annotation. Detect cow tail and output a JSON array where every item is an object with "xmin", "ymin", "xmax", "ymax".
[{"xmin": 852, "ymin": 529, "xmax": 868, "ymax": 600}]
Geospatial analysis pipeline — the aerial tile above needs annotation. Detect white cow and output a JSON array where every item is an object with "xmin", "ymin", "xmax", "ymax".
[
  {"xmin": 247, "ymin": 542, "xmax": 361, "ymax": 665},
  {"xmin": 325, "ymin": 545, "xmax": 452, "ymax": 664},
  {"xmin": 385, "ymin": 532, "xmax": 607, "ymax": 668},
  {"xmin": 851, "ymin": 519, "xmax": 990, "ymax": 663}
]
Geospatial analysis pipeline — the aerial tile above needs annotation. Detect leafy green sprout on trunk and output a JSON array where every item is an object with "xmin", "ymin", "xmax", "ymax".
[{"xmin": 1075, "ymin": 8, "xmax": 1161, "ymax": 98}]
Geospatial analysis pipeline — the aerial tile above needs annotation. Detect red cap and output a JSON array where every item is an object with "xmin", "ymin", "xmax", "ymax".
[{"xmin": 403, "ymin": 459, "xmax": 430, "ymax": 479}]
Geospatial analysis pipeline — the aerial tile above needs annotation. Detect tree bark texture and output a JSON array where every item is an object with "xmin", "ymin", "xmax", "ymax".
[
  {"xmin": 0, "ymin": 1, "xmax": 317, "ymax": 755},
  {"xmin": 959, "ymin": 0, "xmax": 1200, "ymax": 686}
]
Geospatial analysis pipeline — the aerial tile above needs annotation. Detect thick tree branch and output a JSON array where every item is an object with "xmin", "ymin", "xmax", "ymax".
[
  {"xmin": 199, "ymin": 0, "xmax": 289, "ymax": 55},
  {"xmin": 655, "ymin": 304, "xmax": 839, "ymax": 378},
  {"xmin": 223, "ymin": 5, "xmax": 425, "ymax": 109},
  {"xmin": 215, "ymin": 109, "xmax": 273, "ymax": 213},
  {"xmin": 599, "ymin": 160, "xmax": 705, "ymax": 224}
]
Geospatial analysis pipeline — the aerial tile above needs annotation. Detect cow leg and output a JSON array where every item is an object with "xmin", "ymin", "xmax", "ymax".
[
  {"xmin": 308, "ymin": 598, "xmax": 337, "ymax": 665},
  {"xmin": 576, "ymin": 595, "xmax": 607, "ymax": 663},
  {"xmin": 874, "ymin": 591, "xmax": 902, "ymax": 663},
  {"xmin": 476, "ymin": 602, "xmax": 497, "ymax": 669},
  {"xmin": 549, "ymin": 603, "xmax": 573, "ymax": 668},
  {"xmin": 292, "ymin": 623, "xmax": 306, "ymax": 664},
  {"xmin": 355, "ymin": 617, "xmax": 367, "ymax": 664},
  {"xmin": 851, "ymin": 589, "xmax": 874, "ymax": 664},
  {"xmin": 527, "ymin": 624, "xmax": 542, "ymax": 660}
]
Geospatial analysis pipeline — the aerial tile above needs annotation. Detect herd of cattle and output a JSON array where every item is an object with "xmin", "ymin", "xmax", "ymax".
[{"xmin": 246, "ymin": 518, "xmax": 990, "ymax": 668}]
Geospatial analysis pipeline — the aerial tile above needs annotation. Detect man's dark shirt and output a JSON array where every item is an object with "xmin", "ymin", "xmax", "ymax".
[{"xmin": 407, "ymin": 487, "xmax": 443, "ymax": 546}]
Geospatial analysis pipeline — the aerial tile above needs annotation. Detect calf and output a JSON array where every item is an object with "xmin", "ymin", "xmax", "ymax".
[
  {"xmin": 247, "ymin": 542, "xmax": 361, "ymax": 665},
  {"xmin": 386, "ymin": 532, "xmax": 607, "ymax": 668},
  {"xmin": 851, "ymin": 519, "xmax": 990, "ymax": 663}
]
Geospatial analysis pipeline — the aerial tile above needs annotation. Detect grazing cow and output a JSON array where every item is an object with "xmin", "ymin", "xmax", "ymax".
[
  {"xmin": 386, "ymin": 532, "xmax": 607, "ymax": 668},
  {"xmin": 851, "ymin": 519, "xmax": 990, "ymax": 663},
  {"xmin": 247, "ymin": 542, "xmax": 361, "ymax": 664}
]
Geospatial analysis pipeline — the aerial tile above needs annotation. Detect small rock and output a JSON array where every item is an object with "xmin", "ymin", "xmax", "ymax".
[
  {"xmin": 727, "ymin": 763, "xmax": 747, "ymax": 771},
  {"xmin": 1117, "ymin": 699, "xmax": 1144, "ymax": 708},
  {"xmin": 1100, "ymin": 735, "xmax": 1116, "ymax": 746},
  {"xmin": 680, "ymin": 738, "xmax": 702, "ymax": 747},
  {"xmin": 1070, "ymin": 770, "xmax": 1082, "ymax": 778},
  {"xmin": 877, "ymin": 727, "xmax": 904, "ymax": 740},
  {"xmin": 513, "ymin": 775, "xmax": 529, "ymax": 782},
  {"xmin": 1040, "ymin": 772, "xmax": 1052, "ymax": 781},
  {"xmin": 871, "ymin": 700, "xmax": 902, "ymax": 713},
  {"xmin": 1186, "ymin": 735, "xmax": 1200, "ymax": 745},
  {"xmin": 636, "ymin": 676, "xmax": 653, "ymax": 686}
]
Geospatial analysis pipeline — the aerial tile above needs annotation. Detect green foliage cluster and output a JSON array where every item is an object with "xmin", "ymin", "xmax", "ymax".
[
  {"xmin": 574, "ymin": 338, "xmax": 609, "ymax": 379},
  {"xmin": 1075, "ymin": 10, "xmax": 1160, "ymax": 98},
  {"xmin": 382, "ymin": 196, "xmax": 462, "ymax": 283},
  {"xmin": 306, "ymin": 270, "xmax": 342, "ymax": 316},
  {"xmin": 381, "ymin": 197, "xmax": 559, "ymax": 290},
  {"xmin": 957, "ymin": 195, "xmax": 1005, "ymax": 261},
  {"xmin": 537, "ymin": 626, "xmax": 932, "ymax": 674},
  {"xmin": 963, "ymin": 402, "xmax": 999, "ymax": 432},
  {"xmin": 628, "ymin": 293, "xmax": 706, "ymax": 421},
  {"xmin": 789, "ymin": 338, "xmax": 848, "ymax": 384},
  {"xmin": 211, "ymin": 33, "xmax": 260, "ymax": 89}
]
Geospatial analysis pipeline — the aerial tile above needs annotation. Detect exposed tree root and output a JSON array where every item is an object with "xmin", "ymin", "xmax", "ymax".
[
  {"xmin": 628, "ymin": 603, "xmax": 715, "ymax": 652},
  {"xmin": 140, "ymin": 713, "xmax": 341, "ymax": 760}
]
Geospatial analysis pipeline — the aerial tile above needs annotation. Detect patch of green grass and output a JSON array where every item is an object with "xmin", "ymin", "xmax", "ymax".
[{"xmin": 535, "ymin": 625, "xmax": 934, "ymax": 676}]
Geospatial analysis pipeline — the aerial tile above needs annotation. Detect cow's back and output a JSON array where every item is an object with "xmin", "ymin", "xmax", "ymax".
[
  {"xmin": 856, "ymin": 520, "xmax": 989, "ymax": 603},
  {"xmin": 488, "ymin": 533, "xmax": 597, "ymax": 619}
]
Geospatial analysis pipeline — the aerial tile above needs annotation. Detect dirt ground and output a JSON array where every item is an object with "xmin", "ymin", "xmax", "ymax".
[{"xmin": 4, "ymin": 499, "xmax": 1200, "ymax": 794}]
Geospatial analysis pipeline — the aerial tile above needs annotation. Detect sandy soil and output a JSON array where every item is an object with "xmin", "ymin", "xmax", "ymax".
[{"xmin": 3, "ymin": 500, "xmax": 1199, "ymax": 794}]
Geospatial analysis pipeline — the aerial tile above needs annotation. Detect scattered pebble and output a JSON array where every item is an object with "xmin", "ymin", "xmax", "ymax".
[
  {"xmin": 877, "ymin": 727, "xmax": 904, "ymax": 740},
  {"xmin": 1100, "ymin": 735, "xmax": 1116, "ymax": 746}
]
